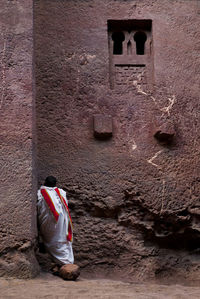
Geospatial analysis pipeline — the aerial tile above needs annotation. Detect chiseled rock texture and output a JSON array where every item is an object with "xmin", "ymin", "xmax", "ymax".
[
  {"xmin": 34, "ymin": 0, "xmax": 200, "ymax": 283},
  {"xmin": 0, "ymin": 0, "xmax": 39, "ymax": 277}
]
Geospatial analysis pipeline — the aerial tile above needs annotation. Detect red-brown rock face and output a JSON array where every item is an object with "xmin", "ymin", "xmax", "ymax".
[
  {"xmin": 34, "ymin": 0, "xmax": 200, "ymax": 282},
  {"xmin": 0, "ymin": 0, "xmax": 39, "ymax": 278}
]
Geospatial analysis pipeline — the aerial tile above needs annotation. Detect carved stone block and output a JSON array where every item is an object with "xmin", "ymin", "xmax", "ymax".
[
  {"xmin": 93, "ymin": 114, "xmax": 113, "ymax": 139},
  {"xmin": 154, "ymin": 121, "xmax": 175, "ymax": 144}
]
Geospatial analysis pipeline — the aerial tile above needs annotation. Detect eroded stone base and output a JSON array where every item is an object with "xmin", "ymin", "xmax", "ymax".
[{"xmin": 0, "ymin": 244, "xmax": 40, "ymax": 279}]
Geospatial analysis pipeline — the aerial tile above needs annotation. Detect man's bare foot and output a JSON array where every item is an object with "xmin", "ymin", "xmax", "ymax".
[{"xmin": 59, "ymin": 264, "xmax": 80, "ymax": 280}]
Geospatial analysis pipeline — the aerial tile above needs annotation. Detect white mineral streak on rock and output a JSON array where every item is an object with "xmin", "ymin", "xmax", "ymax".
[
  {"xmin": 79, "ymin": 53, "xmax": 96, "ymax": 64},
  {"xmin": 132, "ymin": 139, "xmax": 137, "ymax": 151},
  {"xmin": 127, "ymin": 130, "xmax": 137, "ymax": 153},
  {"xmin": 147, "ymin": 150, "xmax": 164, "ymax": 169},
  {"xmin": 133, "ymin": 71, "xmax": 149, "ymax": 96},
  {"xmin": 133, "ymin": 73, "xmax": 176, "ymax": 115},
  {"xmin": 133, "ymin": 81, "xmax": 148, "ymax": 96},
  {"xmin": 150, "ymin": 95, "xmax": 158, "ymax": 104},
  {"xmin": 160, "ymin": 95, "xmax": 176, "ymax": 116},
  {"xmin": 86, "ymin": 54, "xmax": 96, "ymax": 60}
]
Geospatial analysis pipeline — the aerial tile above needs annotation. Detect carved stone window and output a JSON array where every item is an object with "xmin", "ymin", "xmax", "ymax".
[{"xmin": 108, "ymin": 20, "xmax": 153, "ymax": 91}]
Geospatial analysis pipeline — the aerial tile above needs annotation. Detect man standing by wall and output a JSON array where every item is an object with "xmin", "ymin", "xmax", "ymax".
[{"xmin": 37, "ymin": 176, "xmax": 79, "ymax": 280}]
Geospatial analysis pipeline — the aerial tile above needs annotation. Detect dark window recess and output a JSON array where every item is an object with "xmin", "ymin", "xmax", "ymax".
[
  {"xmin": 134, "ymin": 31, "xmax": 147, "ymax": 55},
  {"xmin": 112, "ymin": 32, "xmax": 125, "ymax": 55}
]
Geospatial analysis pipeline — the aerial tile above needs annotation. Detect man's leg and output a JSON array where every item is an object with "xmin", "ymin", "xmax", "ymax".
[{"xmin": 46, "ymin": 241, "xmax": 74, "ymax": 265}]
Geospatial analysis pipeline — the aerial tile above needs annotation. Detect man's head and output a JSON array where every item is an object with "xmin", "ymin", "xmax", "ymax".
[{"xmin": 44, "ymin": 176, "xmax": 57, "ymax": 187}]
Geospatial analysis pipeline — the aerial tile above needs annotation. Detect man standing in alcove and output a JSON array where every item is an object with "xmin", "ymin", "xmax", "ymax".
[{"xmin": 37, "ymin": 176, "xmax": 80, "ymax": 280}]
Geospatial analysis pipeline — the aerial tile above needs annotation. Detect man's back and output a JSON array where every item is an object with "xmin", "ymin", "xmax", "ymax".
[{"xmin": 37, "ymin": 176, "xmax": 74, "ymax": 265}]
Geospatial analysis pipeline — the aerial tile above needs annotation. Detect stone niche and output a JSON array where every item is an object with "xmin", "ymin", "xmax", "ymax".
[{"xmin": 108, "ymin": 19, "xmax": 154, "ymax": 91}]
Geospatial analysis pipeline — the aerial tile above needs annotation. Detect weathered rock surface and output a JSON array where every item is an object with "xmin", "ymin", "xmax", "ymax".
[
  {"xmin": 34, "ymin": 0, "xmax": 200, "ymax": 282},
  {"xmin": 59, "ymin": 264, "xmax": 80, "ymax": 281},
  {"xmin": 0, "ymin": 0, "xmax": 39, "ymax": 278},
  {"xmin": 0, "ymin": 0, "xmax": 197, "ymax": 281}
]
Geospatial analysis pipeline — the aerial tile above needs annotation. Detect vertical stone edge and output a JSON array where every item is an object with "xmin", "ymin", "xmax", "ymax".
[
  {"xmin": 0, "ymin": 0, "xmax": 40, "ymax": 278},
  {"xmin": 31, "ymin": 0, "xmax": 40, "ymax": 277}
]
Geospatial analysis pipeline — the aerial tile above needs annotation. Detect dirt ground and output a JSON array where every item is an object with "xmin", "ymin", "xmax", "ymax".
[{"xmin": 0, "ymin": 272, "xmax": 200, "ymax": 299}]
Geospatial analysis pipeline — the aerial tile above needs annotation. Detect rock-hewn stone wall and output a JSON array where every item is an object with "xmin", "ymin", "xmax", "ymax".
[
  {"xmin": 34, "ymin": 0, "xmax": 200, "ymax": 282},
  {"xmin": 0, "ymin": 0, "xmax": 39, "ymax": 278}
]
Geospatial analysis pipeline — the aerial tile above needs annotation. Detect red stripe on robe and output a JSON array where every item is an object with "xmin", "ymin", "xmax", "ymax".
[
  {"xmin": 55, "ymin": 188, "xmax": 73, "ymax": 242},
  {"xmin": 41, "ymin": 188, "xmax": 59, "ymax": 222}
]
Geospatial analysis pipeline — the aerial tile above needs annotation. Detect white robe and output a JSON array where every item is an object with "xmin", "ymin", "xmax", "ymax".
[{"xmin": 37, "ymin": 186, "xmax": 74, "ymax": 265}]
